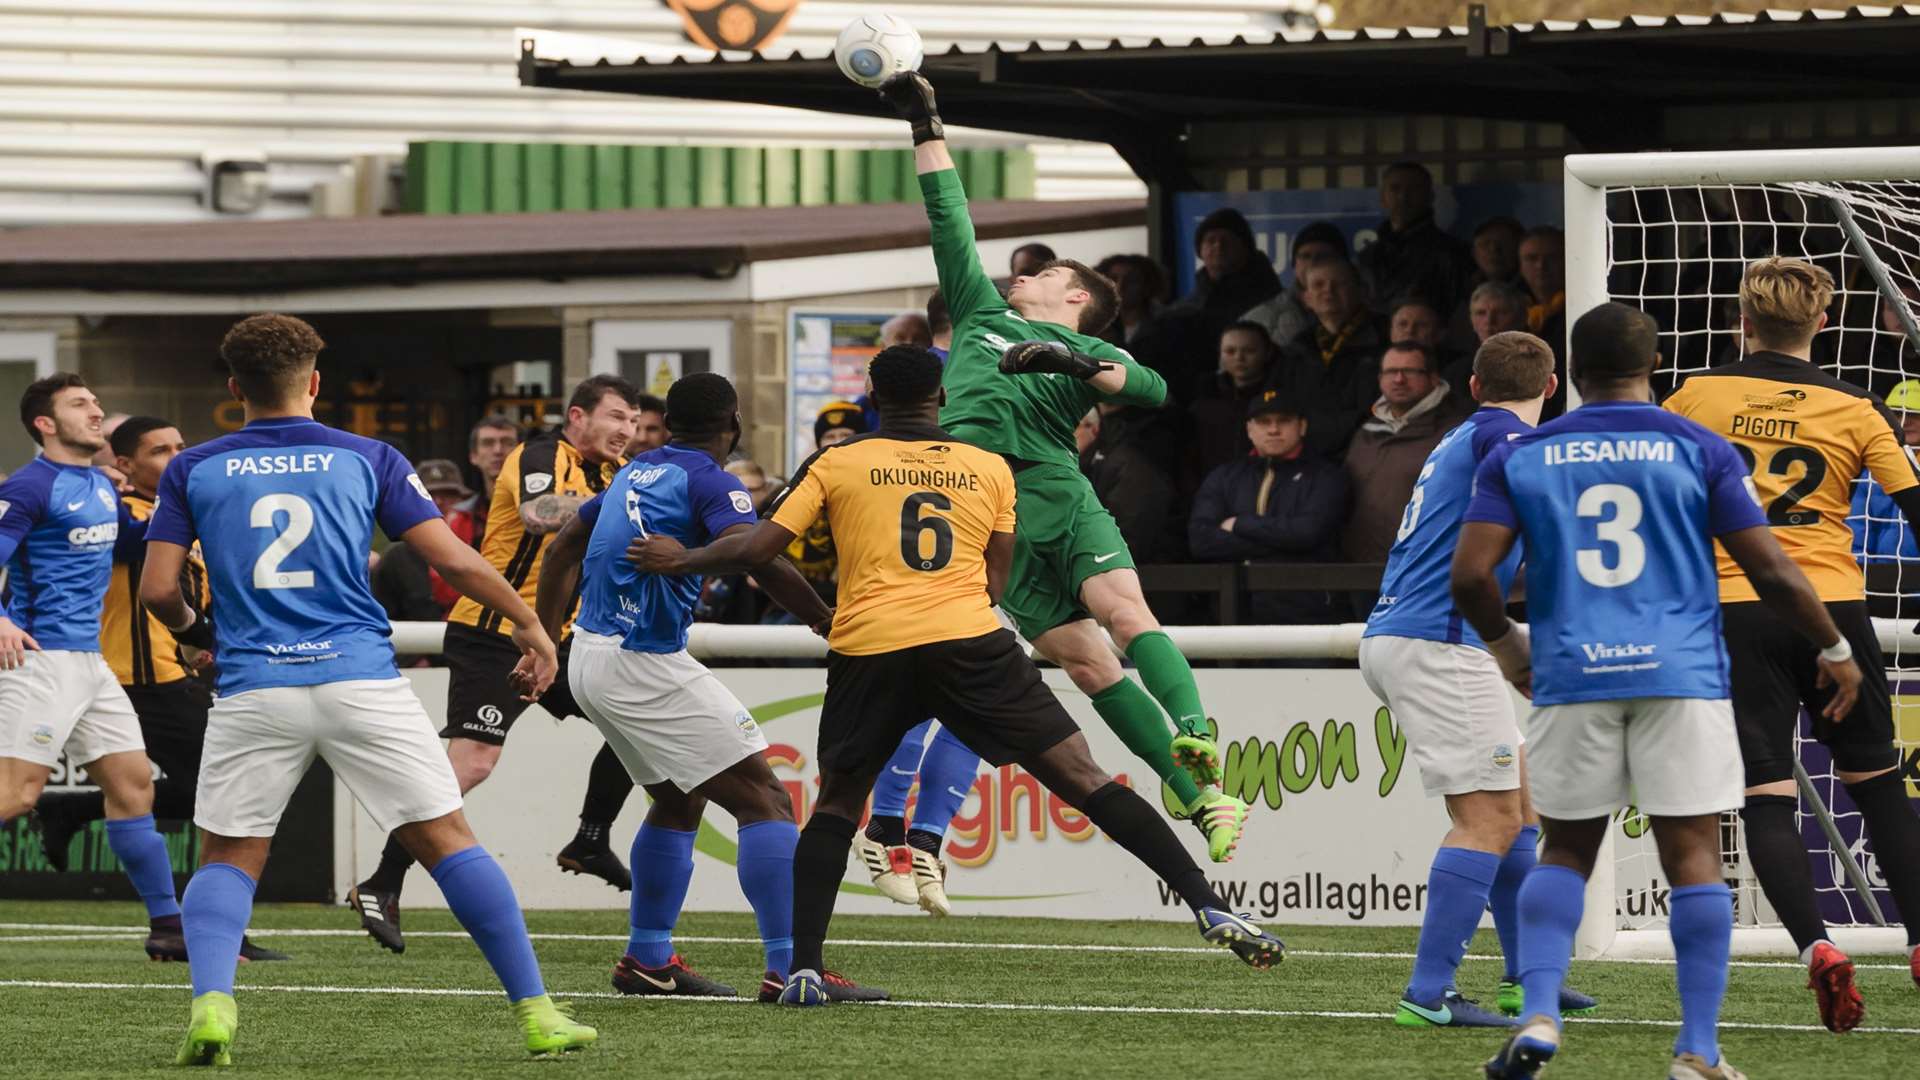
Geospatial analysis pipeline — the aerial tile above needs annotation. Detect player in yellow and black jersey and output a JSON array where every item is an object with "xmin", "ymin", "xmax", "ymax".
[
  {"xmin": 635, "ymin": 346, "xmax": 1284, "ymax": 1003},
  {"xmin": 349, "ymin": 375, "xmax": 647, "ymax": 954},
  {"xmin": 31, "ymin": 416, "xmax": 290, "ymax": 959},
  {"xmin": 1664, "ymin": 256, "xmax": 1920, "ymax": 1027}
]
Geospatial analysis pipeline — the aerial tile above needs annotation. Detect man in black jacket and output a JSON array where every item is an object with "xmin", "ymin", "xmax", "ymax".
[
  {"xmin": 1188, "ymin": 389, "xmax": 1350, "ymax": 623},
  {"xmin": 1356, "ymin": 163, "xmax": 1473, "ymax": 319}
]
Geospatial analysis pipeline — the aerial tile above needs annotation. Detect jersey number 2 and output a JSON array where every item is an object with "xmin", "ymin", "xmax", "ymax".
[
  {"xmin": 1575, "ymin": 484, "xmax": 1646, "ymax": 589},
  {"xmin": 1731, "ymin": 444, "xmax": 1827, "ymax": 527},
  {"xmin": 899, "ymin": 492, "xmax": 954, "ymax": 572},
  {"xmin": 252, "ymin": 494, "xmax": 315, "ymax": 590}
]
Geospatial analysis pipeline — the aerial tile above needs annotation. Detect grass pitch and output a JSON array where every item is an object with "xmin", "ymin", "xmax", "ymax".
[{"xmin": 3, "ymin": 900, "xmax": 1917, "ymax": 1078}]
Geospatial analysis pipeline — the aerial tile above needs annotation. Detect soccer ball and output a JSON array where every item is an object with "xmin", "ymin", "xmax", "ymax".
[{"xmin": 834, "ymin": 14, "xmax": 924, "ymax": 89}]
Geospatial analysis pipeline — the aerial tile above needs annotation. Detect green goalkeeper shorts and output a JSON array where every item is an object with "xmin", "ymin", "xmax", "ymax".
[{"xmin": 1001, "ymin": 462, "xmax": 1136, "ymax": 640}]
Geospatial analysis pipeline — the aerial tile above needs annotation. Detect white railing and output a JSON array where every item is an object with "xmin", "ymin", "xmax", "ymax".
[{"xmin": 389, "ymin": 618, "xmax": 1920, "ymax": 661}]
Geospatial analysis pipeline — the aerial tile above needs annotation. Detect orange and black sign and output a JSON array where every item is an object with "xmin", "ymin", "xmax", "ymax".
[{"xmin": 665, "ymin": 0, "xmax": 800, "ymax": 52}]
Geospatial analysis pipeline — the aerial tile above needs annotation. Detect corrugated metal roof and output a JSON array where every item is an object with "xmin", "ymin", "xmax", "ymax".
[{"xmin": 0, "ymin": 196, "xmax": 1143, "ymax": 292}]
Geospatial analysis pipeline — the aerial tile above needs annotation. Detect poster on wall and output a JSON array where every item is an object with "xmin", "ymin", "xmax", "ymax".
[
  {"xmin": 787, "ymin": 311, "xmax": 892, "ymax": 473},
  {"xmin": 1171, "ymin": 183, "xmax": 1563, "ymax": 296}
]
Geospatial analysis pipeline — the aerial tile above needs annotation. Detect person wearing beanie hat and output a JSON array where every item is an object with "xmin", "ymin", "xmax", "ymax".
[
  {"xmin": 813, "ymin": 401, "xmax": 868, "ymax": 449},
  {"xmin": 1241, "ymin": 220, "xmax": 1350, "ymax": 352}
]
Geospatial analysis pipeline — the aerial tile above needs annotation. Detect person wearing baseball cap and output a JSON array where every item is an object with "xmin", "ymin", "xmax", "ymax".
[
  {"xmin": 413, "ymin": 458, "xmax": 472, "ymax": 515},
  {"xmin": 1187, "ymin": 387, "xmax": 1350, "ymax": 623},
  {"xmin": 814, "ymin": 402, "xmax": 868, "ymax": 450}
]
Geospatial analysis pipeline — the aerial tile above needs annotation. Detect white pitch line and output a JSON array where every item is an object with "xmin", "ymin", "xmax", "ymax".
[
  {"xmin": 2, "ymin": 978, "xmax": 1917, "ymax": 1035},
  {"xmin": 1, "ymin": 922, "xmax": 1911, "ymax": 972}
]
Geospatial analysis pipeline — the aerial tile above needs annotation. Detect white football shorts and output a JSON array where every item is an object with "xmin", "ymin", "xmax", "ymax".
[
  {"xmin": 1525, "ymin": 696, "xmax": 1744, "ymax": 820},
  {"xmin": 569, "ymin": 631, "xmax": 768, "ymax": 793},
  {"xmin": 196, "ymin": 677, "xmax": 462, "ymax": 837},
  {"xmin": 1359, "ymin": 635, "xmax": 1522, "ymax": 797},
  {"xmin": 0, "ymin": 649, "xmax": 144, "ymax": 769}
]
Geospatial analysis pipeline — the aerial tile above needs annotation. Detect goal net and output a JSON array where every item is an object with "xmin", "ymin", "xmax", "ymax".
[{"xmin": 1565, "ymin": 148, "xmax": 1920, "ymax": 958}]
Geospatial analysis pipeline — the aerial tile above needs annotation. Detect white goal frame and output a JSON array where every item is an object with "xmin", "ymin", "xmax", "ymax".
[{"xmin": 1564, "ymin": 145, "xmax": 1920, "ymax": 959}]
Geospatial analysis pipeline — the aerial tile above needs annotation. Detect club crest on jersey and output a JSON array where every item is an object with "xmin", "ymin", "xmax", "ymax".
[
  {"xmin": 407, "ymin": 474, "xmax": 432, "ymax": 501},
  {"xmin": 30, "ymin": 723, "xmax": 53, "ymax": 746},
  {"xmin": 524, "ymin": 472, "xmax": 554, "ymax": 494},
  {"xmin": 0, "ymin": 500, "xmax": 11, "ymax": 522},
  {"xmin": 664, "ymin": 0, "xmax": 799, "ymax": 53},
  {"xmin": 1491, "ymin": 744, "xmax": 1515, "ymax": 769},
  {"xmin": 97, "ymin": 487, "xmax": 116, "ymax": 510},
  {"xmin": 729, "ymin": 490, "xmax": 753, "ymax": 514}
]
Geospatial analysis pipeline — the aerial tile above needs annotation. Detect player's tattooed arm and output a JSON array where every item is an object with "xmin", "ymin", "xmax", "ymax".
[
  {"xmin": 1449, "ymin": 520, "xmax": 1531, "ymax": 697},
  {"xmin": 1721, "ymin": 524, "xmax": 1863, "ymax": 719},
  {"xmin": 533, "ymin": 515, "xmax": 591, "ymax": 645},
  {"xmin": 520, "ymin": 492, "xmax": 589, "ymax": 535}
]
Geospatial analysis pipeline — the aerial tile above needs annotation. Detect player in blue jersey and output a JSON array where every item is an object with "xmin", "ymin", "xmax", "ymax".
[
  {"xmin": 0, "ymin": 373, "xmax": 191, "ymax": 962},
  {"xmin": 533, "ymin": 371, "xmax": 886, "ymax": 1004},
  {"xmin": 1461, "ymin": 303, "xmax": 1862, "ymax": 1080},
  {"xmin": 139, "ymin": 315, "xmax": 594, "ymax": 1065},
  {"xmin": 1361, "ymin": 331, "xmax": 1595, "ymax": 1027}
]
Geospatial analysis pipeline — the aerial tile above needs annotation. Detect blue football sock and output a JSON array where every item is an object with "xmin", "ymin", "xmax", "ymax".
[
  {"xmin": 627, "ymin": 823, "xmax": 696, "ymax": 967},
  {"xmin": 1669, "ymin": 883, "xmax": 1732, "ymax": 1064},
  {"xmin": 871, "ymin": 720, "xmax": 934, "ymax": 819},
  {"xmin": 431, "ymin": 845, "xmax": 544, "ymax": 1002},
  {"xmin": 1406, "ymin": 846, "xmax": 1501, "ymax": 1003},
  {"xmin": 182, "ymin": 862, "xmax": 255, "ymax": 997},
  {"xmin": 736, "ymin": 819, "xmax": 799, "ymax": 978},
  {"xmin": 909, "ymin": 726, "xmax": 981, "ymax": 838},
  {"xmin": 105, "ymin": 814, "xmax": 182, "ymax": 919},
  {"xmin": 1492, "ymin": 824, "xmax": 1540, "ymax": 981},
  {"xmin": 1516, "ymin": 863, "xmax": 1585, "ymax": 1025}
]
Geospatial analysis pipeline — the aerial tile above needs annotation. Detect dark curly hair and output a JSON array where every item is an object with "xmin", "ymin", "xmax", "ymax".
[
  {"xmin": 19, "ymin": 372, "xmax": 88, "ymax": 446},
  {"xmin": 220, "ymin": 313, "xmax": 325, "ymax": 407},
  {"xmin": 664, "ymin": 372, "xmax": 738, "ymax": 439},
  {"xmin": 867, "ymin": 345, "xmax": 944, "ymax": 409}
]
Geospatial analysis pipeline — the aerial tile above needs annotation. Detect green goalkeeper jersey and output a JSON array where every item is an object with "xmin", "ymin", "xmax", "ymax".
[{"xmin": 919, "ymin": 169, "xmax": 1166, "ymax": 468}]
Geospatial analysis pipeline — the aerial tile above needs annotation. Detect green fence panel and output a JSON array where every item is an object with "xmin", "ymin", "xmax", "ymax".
[
  {"xmin": 662, "ymin": 146, "xmax": 695, "ymax": 208},
  {"xmin": 524, "ymin": 144, "xmax": 558, "ymax": 212},
  {"xmin": 694, "ymin": 146, "xmax": 730, "ymax": 207},
  {"xmin": 591, "ymin": 145, "xmax": 626, "ymax": 209},
  {"xmin": 487, "ymin": 143, "xmax": 523, "ymax": 212}
]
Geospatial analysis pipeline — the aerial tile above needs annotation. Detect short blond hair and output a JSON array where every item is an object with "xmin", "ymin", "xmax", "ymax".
[{"xmin": 1740, "ymin": 256, "xmax": 1833, "ymax": 349}]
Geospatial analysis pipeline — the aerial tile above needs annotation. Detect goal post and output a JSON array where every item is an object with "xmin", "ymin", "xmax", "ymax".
[{"xmin": 1563, "ymin": 145, "xmax": 1920, "ymax": 959}]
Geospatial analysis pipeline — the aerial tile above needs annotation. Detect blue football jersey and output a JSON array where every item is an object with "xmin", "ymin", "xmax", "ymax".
[
  {"xmin": 1365, "ymin": 406, "xmax": 1531, "ymax": 648},
  {"xmin": 1466, "ymin": 399, "xmax": 1767, "ymax": 706},
  {"xmin": 0, "ymin": 457, "xmax": 128, "ymax": 651},
  {"xmin": 574, "ymin": 444, "xmax": 757, "ymax": 654},
  {"xmin": 146, "ymin": 417, "xmax": 441, "ymax": 695}
]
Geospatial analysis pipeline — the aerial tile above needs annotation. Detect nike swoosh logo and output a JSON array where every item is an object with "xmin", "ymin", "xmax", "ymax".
[
  {"xmin": 1402, "ymin": 1001, "xmax": 1452, "ymax": 1024},
  {"xmin": 633, "ymin": 970, "xmax": 677, "ymax": 992},
  {"xmin": 65, "ymin": 500, "xmax": 86, "ymax": 511},
  {"xmin": 1092, "ymin": 552, "xmax": 1121, "ymax": 564},
  {"xmin": 888, "ymin": 767, "xmax": 917, "ymax": 776},
  {"xmin": 946, "ymin": 787, "xmax": 972, "ymax": 799}
]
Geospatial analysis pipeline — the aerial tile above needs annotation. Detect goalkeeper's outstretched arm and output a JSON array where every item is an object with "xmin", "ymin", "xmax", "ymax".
[{"xmin": 880, "ymin": 73, "xmax": 999, "ymax": 325}]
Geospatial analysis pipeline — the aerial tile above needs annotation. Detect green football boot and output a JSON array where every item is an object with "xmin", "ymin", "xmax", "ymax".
[
  {"xmin": 512, "ymin": 995, "xmax": 597, "ymax": 1057},
  {"xmin": 173, "ymin": 991, "xmax": 237, "ymax": 1067},
  {"xmin": 1496, "ymin": 980, "xmax": 1598, "ymax": 1017},
  {"xmin": 1187, "ymin": 790, "xmax": 1249, "ymax": 863},
  {"xmin": 1170, "ymin": 731, "xmax": 1223, "ymax": 788}
]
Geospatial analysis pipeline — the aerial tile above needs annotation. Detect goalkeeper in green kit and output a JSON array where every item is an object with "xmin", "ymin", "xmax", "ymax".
[{"xmin": 880, "ymin": 72, "xmax": 1249, "ymax": 862}]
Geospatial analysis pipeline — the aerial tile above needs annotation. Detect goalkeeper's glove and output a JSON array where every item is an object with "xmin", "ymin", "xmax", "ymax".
[
  {"xmin": 999, "ymin": 340, "xmax": 1109, "ymax": 381},
  {"xmin": 169, "ymin": 607, "xmax": 215, "ymax": 652},
  {"xmin": 878, "ymin": 72, "xmax": 945, "ymax": 146}
]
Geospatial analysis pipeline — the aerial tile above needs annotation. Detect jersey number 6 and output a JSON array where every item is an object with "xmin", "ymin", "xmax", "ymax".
[{"xmin": 899, "ymin": 491, "xmax": 954, "ymax": 572}]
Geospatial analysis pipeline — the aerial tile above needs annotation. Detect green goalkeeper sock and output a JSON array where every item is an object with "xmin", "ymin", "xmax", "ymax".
[
  {"xmin": 1125, "ymin": 631, "xmax": 1207, "ymax": 738},
  {"xmin": 1089, "ymin": 678, "xmax": 1201, "ymax": 808}
]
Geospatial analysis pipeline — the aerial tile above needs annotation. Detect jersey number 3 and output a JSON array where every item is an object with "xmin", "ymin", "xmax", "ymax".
[
  {"xmin": 900, "ymin": 492, "xmax": 954, "ymax": 572},
  {"xmin": 252, "ymin": 493, "xmax": 316, "ymax": 590},
  {"xmin": 1575, "ymin": 484, "xmax": 1646, "ymax": 589}
]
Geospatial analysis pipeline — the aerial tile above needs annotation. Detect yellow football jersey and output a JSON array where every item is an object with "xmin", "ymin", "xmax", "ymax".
[
  {"xmin": 769, "ymin": 427, "xmax": 1016, "ymax": 655},
  {"xmin": 101, "ymin": 493, "xmax": 209, "ymax": 686},
  {"xmin": 447, "ymin": 431, "xmax": 614, "ymax": 636},
  {"xmin": 1665, "ymin": 351, "xmax": 1920, "ymax": 602}
]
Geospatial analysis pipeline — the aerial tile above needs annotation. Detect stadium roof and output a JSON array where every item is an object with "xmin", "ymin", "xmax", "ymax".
[
  {"xmin": 0, "ymin": 197, "xmax": 1141, "ymax": 293},
  {"xmin": 518, "ymin": 7, "xmax": 1920, "ymax": 183}
]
